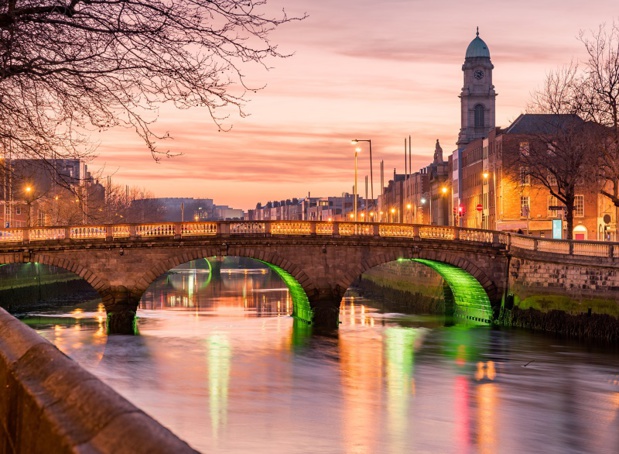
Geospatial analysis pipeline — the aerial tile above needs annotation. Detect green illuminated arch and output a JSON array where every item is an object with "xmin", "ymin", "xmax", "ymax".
[
  {"xmin": 257, "ymin": 260, "xmax": 312, "ymax": 325},
  {"xmin": 411, "ymin": 258, "xmax": 493, "ymax": 324}
]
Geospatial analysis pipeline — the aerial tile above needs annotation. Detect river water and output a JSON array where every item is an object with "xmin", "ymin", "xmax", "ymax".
[{"xmin": 20, "ymin": 261, "xmax": 619, "ymax": 454}]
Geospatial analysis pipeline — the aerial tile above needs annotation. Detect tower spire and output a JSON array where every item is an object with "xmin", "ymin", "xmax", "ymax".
[{"xmin": 476, "ymin": 26, "xmax": 479, "ymax": 37}]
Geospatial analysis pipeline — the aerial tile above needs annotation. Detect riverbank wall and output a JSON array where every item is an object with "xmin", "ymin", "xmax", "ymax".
[
  {"xmin": 0, "ymin": 279, "xmax": 99, "ymax": 312},
  {"xmin": 0, "ymin": 264, "xmax": 100, "ymax": 312},
  {"xmin": 499, "ymin": 255, "xmax": 619, "ymax": 342},
  {"xmin": 359, "ymin": 260, "xmax": 619, "ymax": 342},
  {"xmin": 358, "ymin": 261, "xmax": 445, "ymax": 313},
  {"xmin": 0, "ymin": 308, "xmax": 197, "ymax": 453}
]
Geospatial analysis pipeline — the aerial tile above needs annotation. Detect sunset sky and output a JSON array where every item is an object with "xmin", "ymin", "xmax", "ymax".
[{"xmin": 90, "ymin": 0, "xmax": 618, "ymax": 210}]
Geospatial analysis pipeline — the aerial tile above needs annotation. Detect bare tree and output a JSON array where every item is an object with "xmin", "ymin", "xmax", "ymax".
[
  {"xmin": 522, "ymin": 68, "xmax": 599, "ymax": 239},
  {"xmin": 0, "ymin": 0, "xmax": 304, "ymax": 162},
  {"xmin": 577, "ymin": 23, "xmax": 619, "ymax": 208}
]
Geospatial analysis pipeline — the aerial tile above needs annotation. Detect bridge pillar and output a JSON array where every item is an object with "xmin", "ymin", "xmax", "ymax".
[
  {"xmin": 308, "ymin": 288, "xmax": 344, "ymax": 330},
  {"xmin": 104, "ymin": 286, "xmax": 141, "ymax": 335}
]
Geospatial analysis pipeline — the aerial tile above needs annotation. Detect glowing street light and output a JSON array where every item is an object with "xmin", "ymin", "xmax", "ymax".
[
  {"xmin": 24, "ymin": 185, "xmax": 33, "ymax": 227},
  {"xmin": 353, "ymin": 146, "xmax": 361, "ymax": 222},
  {"xmin": 481, "ymin": 171, "xmax": 489, "ymax": 229},
  {"xmin": 351, "ymin": 139, "xmax": 374, "ymax": 206}
]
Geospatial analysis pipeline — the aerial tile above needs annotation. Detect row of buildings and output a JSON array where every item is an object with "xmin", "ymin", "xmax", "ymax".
[
  {"xmin": 250, "ymin": 31, "xmax": 615, "ymax": 241},
  {"xmin": 0, "ymin": 159, "xmax": 244, "ymax": 228}
]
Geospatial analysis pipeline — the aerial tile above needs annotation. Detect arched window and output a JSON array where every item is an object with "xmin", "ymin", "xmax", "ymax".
[{"xmin": 474, "ymin": 104, "xmax": 485, "ymax": 129}]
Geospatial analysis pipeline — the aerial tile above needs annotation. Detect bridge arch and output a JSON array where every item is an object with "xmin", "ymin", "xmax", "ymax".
[
  {"xmin": 411, "ymin": 259, "xmax": 493, "ymax": 323},
  {"xmin": 346, "ymin": 248, "xmax": 499, "ymax": 323},
  {"xmin": 30, "ymin": 247, "xmax": 317, "ymax": 330}
]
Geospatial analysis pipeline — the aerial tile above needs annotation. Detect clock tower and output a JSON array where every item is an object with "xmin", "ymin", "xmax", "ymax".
[{"xmin": 457, "ymin": 28, "xmax": 496, "ymax": 147}]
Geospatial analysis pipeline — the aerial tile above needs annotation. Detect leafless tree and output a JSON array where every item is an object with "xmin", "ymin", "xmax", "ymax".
[
  {"xmin": 0, "ymin": 0, "xmax": 304, "ymax": 163},
  {"xmin": 522, "ymin": 68, "xmax": 599, "ymax": 239},
  {"xmin": 577, "ymin": 23, "xmax": 619, "ymax": 208}
]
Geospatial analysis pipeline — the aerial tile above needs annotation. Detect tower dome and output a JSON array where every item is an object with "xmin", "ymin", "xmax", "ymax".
[{"xmin": 465, "ymin": 28, "xmax": 490, "ymax": 59}]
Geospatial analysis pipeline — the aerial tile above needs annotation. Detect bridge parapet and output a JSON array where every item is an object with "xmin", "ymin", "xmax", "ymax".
[{"xmin": 3, "ymin": 220, "xmax": 619, "ymax": 261}]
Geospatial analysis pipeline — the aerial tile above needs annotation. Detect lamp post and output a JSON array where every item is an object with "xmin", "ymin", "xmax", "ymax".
[
  {"xmin": 441, "ymin": 186, "xmax": 448, "ymax": 226},
  {"xmin": 351, "ymin": 139, "xmax": 373, "ymax": 208},
  {"xmin": 353, "ymin": 146, "xmax": 361, "ymax": 221},
  {"xmin": 420, "ymin": 194, "xmax": 428, "ymax": 225},
  {"xmin": 481, "ymin": 171, "xmax": 489, "ymax": 229},
  {"xmin": 24, "ymin": 185, "xmax": 33, "ymax": 228}
]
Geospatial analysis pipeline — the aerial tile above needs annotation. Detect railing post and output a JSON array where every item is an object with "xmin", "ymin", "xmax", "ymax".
[
  {"xmin": 372, "ymin": 223, "xmax": 380, "ymax": 237},
  {"xmin": 413, "ymin": 225, "xmax": 420, "ymax": 239},
  {"xmin": 492, "ymin": 231, "xmax": 500, "ymax": 246},
  {"xmin": 129, "ymin": 224, "xmax": 137, "ymax": 239},
  {"xmin": 65, "ymin": 227, "xmax": 71, "ymax": 241},
  {"xmin": 333, "ymin": 222, "xmax": 340, "ymax": 236},
  {"xmin": 23, "ymin": 228, "xmax": 30, "ymax": 243},
  {"xmin": 569, "ymin": 240, "xmax": 574, "ymax": 255},
  {"xmin": 264, "ymin": 222, "xmax": 271, "ymax": 235},
  {"xmin": 310, "ymin": 222, "xmax": 317, "ymax": 235},
  {"xmin": 219, "ymin": 221, "xmax": 230, "ymax": 236},
  {"xmin": 106, "ymin": 225, "xmax": 113, "ymax": 241},
  {"xmin": 453, "ymin": 226, "xmax": 460, "ymax": 241},
  {"xmin": 174, "ymin": 223, "xmax": 182, "ymax": 239}
]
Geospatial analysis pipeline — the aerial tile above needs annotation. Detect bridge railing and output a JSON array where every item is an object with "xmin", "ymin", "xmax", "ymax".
[{"xmin": 0, "ymin": 220, "xmax": 617, "ymax": 260}]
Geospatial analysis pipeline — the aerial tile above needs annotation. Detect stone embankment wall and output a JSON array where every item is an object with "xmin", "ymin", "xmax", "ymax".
[
  {"xmin": 0, "ymin": 308, "xmax": 197, "ymax": 453},
  {"xmin": 0, "ymin": 264, "xmax": 100, "ymax": 312},
  {"xmin": 359, "ymin": 257, "xmax": 619, "ymax": 341},
  {"xmin": 358, "ymin": 261, "xmax": 445, "ymax": 313},
  {"xmin": 0, "ymin": 280, "xmax": 99, "ymax": 312},
  {"xmin": 502, "ymin": 256, "xmax": 619, "ymax": 341},
  {"xmin": 508, "ymin": 257, "xmax": 619, "ymax": 317}
]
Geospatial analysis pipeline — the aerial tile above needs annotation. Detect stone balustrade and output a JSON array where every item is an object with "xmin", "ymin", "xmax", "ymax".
[{"xmin": 0, "ymin": 221, "xmax": 617, "ymax": 260}]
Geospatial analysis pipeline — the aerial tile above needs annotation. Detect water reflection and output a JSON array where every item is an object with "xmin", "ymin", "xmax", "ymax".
[
  {"xmin": 17, "ymin": 263, "xmax": 619, "ymax": 454},
  {"xmin": 207, "ymin": 334, "xmax": 231, "ymax": 440}
]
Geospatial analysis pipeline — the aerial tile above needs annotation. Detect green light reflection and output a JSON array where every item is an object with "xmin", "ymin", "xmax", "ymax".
[
  {"xmin": 257, "ymin": 260, "xmax": 313, "ymax": 324},
  {"xmin": 412, "ymin": 258, "xmax": 493, "ymax": 324},
  {"xmin": 385, "ymin": 326, "xmax": 418, "ymax": 449},
  {"xmin": 207, "ymin": 334, "xmax": 231, "ymax": 440}
]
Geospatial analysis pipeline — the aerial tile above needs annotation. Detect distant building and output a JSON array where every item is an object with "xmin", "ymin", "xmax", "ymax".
[{"xmin": 0, "ymin": 158, "xmax": 100, "ymax": 227}]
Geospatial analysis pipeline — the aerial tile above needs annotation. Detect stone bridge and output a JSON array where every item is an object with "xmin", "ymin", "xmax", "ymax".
[{"xmin": 1, "ymin": 221, "xmax": 618, "ymax": 333}]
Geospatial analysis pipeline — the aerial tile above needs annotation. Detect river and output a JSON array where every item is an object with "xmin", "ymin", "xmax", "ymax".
[{"xmin": 19, "ymin": 260, "xmax": 619, "ymax": 453}]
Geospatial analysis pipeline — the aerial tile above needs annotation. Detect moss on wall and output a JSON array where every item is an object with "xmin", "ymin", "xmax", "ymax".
[{"xmin": 501, "ymin": 306, "xmax": 619, "ymax": 342}]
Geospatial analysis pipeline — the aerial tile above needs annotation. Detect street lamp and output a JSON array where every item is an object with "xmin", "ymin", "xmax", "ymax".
[
  {"xmin": 353, "ymin": 146, "xmax": 361, "ymax": 222},
  {"xmin": 481, "ymin": 171, "xmax": 489, "ymax": 229},
  {"xmin": 351, "ymin": 139, "xmax": 373, "ymax": 208},
  {"xmin": 24, "ymin": 185, "xmax": 33, "ymax": 228},
  {"xmin": 441, "ymin": 186, "xmax": 448, "ymax": 226}
]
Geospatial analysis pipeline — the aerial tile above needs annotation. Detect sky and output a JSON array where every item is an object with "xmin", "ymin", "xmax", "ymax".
[{"xmin": 89, "ymin": 0, "xmax": 618, "ymax": 211}]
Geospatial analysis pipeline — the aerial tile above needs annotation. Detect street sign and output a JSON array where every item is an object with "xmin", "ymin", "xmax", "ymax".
[
  {"xmin": 476, "ymin": 203, "xmax": 483, "ymax": 212},
  {"xmin": 552, "ymin": 219, "xmax": 562, "ymax": 239}
]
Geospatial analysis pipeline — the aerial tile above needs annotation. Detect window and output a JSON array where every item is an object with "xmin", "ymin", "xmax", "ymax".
[
  {"xmin": 574, "ymin": 195, "xmax": 584, "ymax": 217},
  {"xmin": 15, "ymin": 207, "xmax": 21, "ymax": 215},
  {"xmin": 548, "ymin": 195, "xmax": 561, "ymax": 217},
  {"xmin": 519, "ymin": 142, "xmax": 529, "ymax": 157},
  {"xmin": 520, "ymin": 196, "xmax": 530, "ymax": 218},
  {"xmin": 474, "ymin": 104, "xmax": 485, "ymax": 129},
  {"xmin": 519, "ymin": 167, "xmax": 530, "ymax": 186},
  {"xmin": 547, "ymin": 174, "xmax": 557, "ymax": 186}
]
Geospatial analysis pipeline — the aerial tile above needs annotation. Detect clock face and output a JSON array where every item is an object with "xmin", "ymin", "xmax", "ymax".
[{"xmin": 474, "ymin": 69, "xmax": 485, "ymax": 80}]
